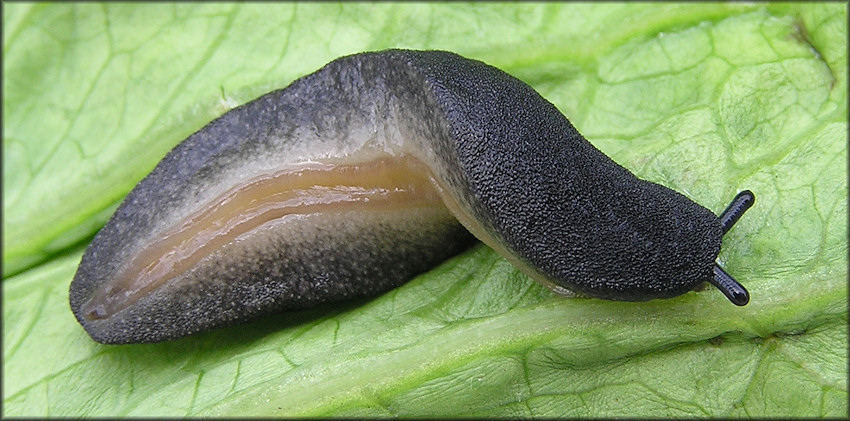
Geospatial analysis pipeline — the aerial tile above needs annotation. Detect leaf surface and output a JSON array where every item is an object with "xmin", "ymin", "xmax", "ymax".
[{"xmin": 3, "ymin": 3, "xmax": 846, "ymax": 417}]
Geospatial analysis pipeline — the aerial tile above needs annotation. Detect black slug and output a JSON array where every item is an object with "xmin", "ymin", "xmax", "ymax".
[{"xmin": 69, "ymin": 49, "xmax": 755, "ymax": 344}]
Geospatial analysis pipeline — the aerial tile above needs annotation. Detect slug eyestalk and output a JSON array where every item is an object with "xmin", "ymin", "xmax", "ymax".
[{"xmin": 710, "ymin": 190, "xmax": 755, "ymax": 306}]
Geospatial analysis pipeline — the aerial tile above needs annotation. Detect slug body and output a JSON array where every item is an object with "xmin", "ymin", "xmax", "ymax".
[{"xmin": 70, "ymin": 50, "xmax": 751, "ymax": 344}]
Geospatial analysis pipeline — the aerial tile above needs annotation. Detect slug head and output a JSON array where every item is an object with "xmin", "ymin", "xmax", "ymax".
[{"xmin": 532, "ymin": 188, "xmax": 755, "ymax": 305}]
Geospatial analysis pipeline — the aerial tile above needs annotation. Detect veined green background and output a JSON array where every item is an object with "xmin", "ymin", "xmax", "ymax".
[{"xmin": 2, "ymin": 2, "xmax": 846, "ymax": 417}]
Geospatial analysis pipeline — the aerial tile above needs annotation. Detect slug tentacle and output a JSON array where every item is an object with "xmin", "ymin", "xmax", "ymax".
[
  {"xmin": 705, "ymin": 190, "xmax": 755, "ymax": 306},
  {"xmin": 719, "ymin": 190, "xmax": 755, "ymax": 235},
  {"xmin": 70, "ymin": 50, "xmax": 753, "ymax": 344},
  {"xmin": 711, "ymin": 264, "xmax": 749, "ymax": 306}
]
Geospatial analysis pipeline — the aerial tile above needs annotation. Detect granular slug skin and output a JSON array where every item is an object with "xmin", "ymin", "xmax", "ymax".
[{"xmin": 70, "ymin": 50, "xmax": 753, "ymax": 344}]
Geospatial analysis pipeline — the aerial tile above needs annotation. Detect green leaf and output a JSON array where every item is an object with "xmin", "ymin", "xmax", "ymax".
[{"xmin": 3, "ymin": 3, "xmax": 846, "ymax": 417}]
